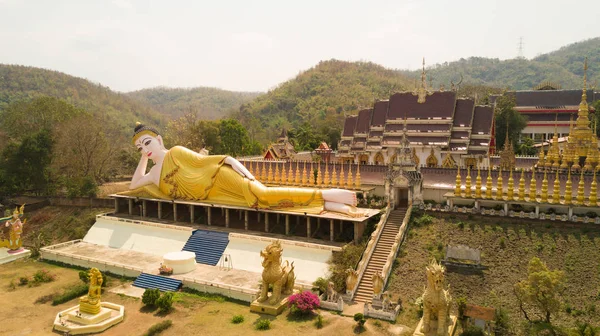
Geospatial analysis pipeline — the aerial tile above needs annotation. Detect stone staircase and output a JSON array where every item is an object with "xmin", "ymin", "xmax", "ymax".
[{"xmin": 354, "ymin": 208, "xmax": 407, "ymax": 303}]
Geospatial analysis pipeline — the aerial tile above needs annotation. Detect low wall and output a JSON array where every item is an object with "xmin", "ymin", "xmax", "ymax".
[{"xmin": 182, "ymin": 278, "xmax": 258, "ymax": 303}]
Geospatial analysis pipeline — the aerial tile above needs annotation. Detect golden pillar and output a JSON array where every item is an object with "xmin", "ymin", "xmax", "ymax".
[
  {"xmin": 576, "ymin": 169, "xmax": 585, "ymax": 206},
  {"xmin": 507, "ymin": 169, "xmax": 514, "ymax": 200},
  {"xmin": 267, "ymin": 162, "xmax": 274, "ymax": 183},
  {"xmin": 529, "ymin": 170, "xmax": 537, "ymax": 202},
  {"xmin": 590, "ymin": 169, "xmax": 597, "ymax": 206},
  {"xmin": 260, "ymin": 161, "xmax": 266, "ymax": 181},
  {"xmin": 552, "ymin": 169, "xmax": 561, "ymax": 204},
  {"xmin": 309, "ymin": 161, "xmax": 315, "ymax": 185},
  {"xmin": 294, "ymin": 161, "xmax": 301, "ymax": 185},
  {"xmin": 465, "ymin": 166, "xmax": 472, "ymax": 198},
  {"xmin": 346, "ymin": 162, "xmax": 353, "ymax": 189},
  {"xmin": 495, "ymin": 168, "xmax": 503, "ymax": 200},
  {"xmin": 537, "ymin": 149, "xmax": 546, "ymax": 168},
  {"xmin": 540, "ymin": 169, "xmax": 548, "ymax": 203},
  {"xmin": 584, "ymin": 155, "xmax": 593, "ymax": 172},
  {"xmin": 301, "ymin": 161, "xmax": 308, "ymax": 186},
  {"xmin": 475, "ymin": 164, "xmax": 482, "ymax": 199},
  {"xmin": 331, "ymin": 163, "xmax": 338, "ymax": 187},
  {"xmin": 274, "ymin": 162, "xmax": 281, "ymax": 184},
  {"xmin": 518, "ymin": 169, "xmax": 526, "ymax": 201},
  {"xmin": 316, "ymin": 163, "xmax": 323, "ymax": 187},
  {"xmin": 454, "ymin": 166, "xmax": 462, "ymax": 196},
  {"xmin": 564, "ymin": 169, "xmax": 573, "ymax": 205},
  {"xmin": 485, "ymin": 165, "xmax": 493, "ymax": 199},
  {"xmin": 354, "ymin": 162, "xmax": 361, "ymax": 190},
  {"xmin": 339, "ymin": 162, "xmax": 346, "ymax": 188},
  {"xmin": 287, "ymin": 162, "xmax": 293, "ymax": 185},
  {"xmin": 324, "ymin": 161, "xmax": 330, "ymax": 187}
]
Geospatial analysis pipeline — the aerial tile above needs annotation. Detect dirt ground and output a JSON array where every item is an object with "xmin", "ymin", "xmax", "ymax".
[
  {"xmin": 387, "ymin": 211, "xmax": 600, "ymax": 334},
  {"xmin": 0, "ymin": 259, "xmax": 402, "ymax": 336}
]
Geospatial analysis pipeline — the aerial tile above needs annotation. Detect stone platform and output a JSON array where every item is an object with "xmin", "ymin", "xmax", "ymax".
[
  {"xmin": 53, "ymin": 302, "xmax": 124, "ymax": 335},
  {"xmin": 413, "ymin": 315, "xmax": 457, "ymax": 336},
  {"xmin": 250, "ymin": 297, "xmax": 290, "ymax": 315},
  {"xmin": 0, "ymin": 248, "xmax": 30, "ymax": 265}
]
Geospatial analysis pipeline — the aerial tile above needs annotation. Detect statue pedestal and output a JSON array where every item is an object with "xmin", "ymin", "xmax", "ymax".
[
  {"xmin": 0, "ymin": 248, "xmax": 30, "ymax": 265},
  {"xmin": 53, "ymin": 302, "xmax": 125, "ymax": 335},
  {"xmin": 67, "ymin": 307, "xmax": 112, "ymax": 325},
  {"xmin": 413, "ymin": 315, "xmax": 457, "ymax": 336},
  {"xmin": 250, "ymin": 297, "xmax": 289, "ymax": 316}
]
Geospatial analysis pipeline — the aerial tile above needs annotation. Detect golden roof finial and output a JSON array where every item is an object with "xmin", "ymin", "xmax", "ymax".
[{"xmin": 583, "ymin": 57, "xmax": 588, "ymax": 100}]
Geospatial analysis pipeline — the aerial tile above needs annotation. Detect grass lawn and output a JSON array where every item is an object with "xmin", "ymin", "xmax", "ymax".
[
  {"xmin": 0, "ymin": 259, "xmax": 396, "ymax": 336},
  {"xmin": 387, "ymin": 211, "xmax": 600, "ymax": 335}
]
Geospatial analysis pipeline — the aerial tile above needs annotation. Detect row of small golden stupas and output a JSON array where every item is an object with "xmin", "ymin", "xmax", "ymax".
[
  {"xmin": 455, "ymin": 165, "xmax": 598, "ymax": 207},
  {"xmin": 246, "ymin": 160, "xmax": 361, "ymax": 190},
  {"xmin": 535, "ymin": 58, "xmax": 599, "ymax": 172}
]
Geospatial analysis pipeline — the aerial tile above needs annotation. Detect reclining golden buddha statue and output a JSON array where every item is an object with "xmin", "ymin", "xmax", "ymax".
[{"xmin": 120, "ymin": 123, "xmax": 364, "ymax": 217}]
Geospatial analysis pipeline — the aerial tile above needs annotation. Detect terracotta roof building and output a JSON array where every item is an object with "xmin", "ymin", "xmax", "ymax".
[{"xmin": 264, "ymin": 129, "xmax": 297, "ymax": 160}]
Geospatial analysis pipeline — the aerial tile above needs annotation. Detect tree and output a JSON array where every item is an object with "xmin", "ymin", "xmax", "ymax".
[
  {"xmin": 495, "ymin": 95, "xmax": 527, "ymax": 149},
  {"xmin": 219, "ymin": 119, "xmax": 250, "ymax": 157},
  {"xmin": 514, "ymin": 257, "xmax": 565, "ymax": 325},
  {"xmin": 517, "ymin": 137, "xmax": 537, "ymax": 155}
]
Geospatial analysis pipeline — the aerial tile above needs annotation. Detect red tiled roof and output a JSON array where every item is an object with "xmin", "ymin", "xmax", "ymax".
[
  {"xmin": 371, "ymin": 101, "xmax": 389, "ymax": 126},
  {"xmin": 355, "ymin": 109, "xmax": 373, "ymax": 133},
  {"xmin": 453, "ymin": 99, "xmax": 475, "ymax": 127},
  {"xmin": 342, "ymin": 116, "xmax": 358, "ymax": 137},
  {"xmin": 388, "ymin": 91, "xmax": 457, "ymax": 120},
  {"xmin": 472, "ymin": 106, "xmax": 494, "ymax": 134},
  {"xmin": 512, "ymin": 89, "xmax": 595, "ymax": 108}
]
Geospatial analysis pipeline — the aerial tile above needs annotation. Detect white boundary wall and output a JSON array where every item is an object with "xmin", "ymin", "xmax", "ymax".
[{"xmin": 83, "ymin": 216, "xmax": 193, "ymax": 257}]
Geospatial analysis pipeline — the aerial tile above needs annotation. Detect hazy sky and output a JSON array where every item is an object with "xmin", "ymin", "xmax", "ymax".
[{"xmin": 1, "ymin": 0, "xmax": 598, "ymax": 93}]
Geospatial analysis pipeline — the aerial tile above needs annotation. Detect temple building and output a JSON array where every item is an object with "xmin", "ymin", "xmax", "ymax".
[
  {"xmin": 492, "ymin": 82, "xmax": 597, "ymax": 144},
  {"xmin": 337, "ymin": 71, "xmax": 494, "ymax": 168},
  {"xmin": 263, "ymin": 129, "xmax": 297, "ymax": 160}
]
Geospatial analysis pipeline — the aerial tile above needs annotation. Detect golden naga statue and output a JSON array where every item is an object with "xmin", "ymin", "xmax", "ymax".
[
  {"xmin": 345, "ymin": 268, "xmax": 359, "ymax": 294},
  {"xmin": 421, "ymin": 260, "xmax": 453, "ymax": 336},
  {"xmin": 120, "ymin": 123, "xmax": 364, "ymax": 217},
  {"xmin": 257, "ymin": 241, "xmax": 296, "ymax": 305},
  {"xmin": 79, "ymin": 268, "xmax": 103, "ymax": 315},
  {"xmin": 372, "ymin": 271, "xmax": 385, "ymax": 298},
  {"xmin": 1, "ymin": 205, "xmax": 26, "ymax": 251}
]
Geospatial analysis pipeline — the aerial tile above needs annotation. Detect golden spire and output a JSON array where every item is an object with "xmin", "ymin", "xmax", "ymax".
[
  {"xmin": 507, "ymin": 168, "xmax": 515, "ymax": 200},
  {"xmin": 413, "ymin": 57, "xmax": 431, "ymax": 103},
  {"xmin": 287, "ymin": 162, "xmax": 294, "ymax": 185},
  {"xmin": 346, "ymin": 162, "xmax": 353, "ymax": 189},
  {"xmin": 475, "ymin": 164, "xmax": 482, "ymax": 199},
  {"xmin": 310, "ymin": 161, "xmax": 315, "ymax": 185},
  {"xmin": 324, "ymin": 161, "xmax": 330, "ymax": 187},
  {"xmin": 267, "ymin": 161, "xmax": 274, "ymax": 183},
  {"xmin": 573, "ymin": 57, "xmax": 593, "ymax": 157},
  {"xmin": 529, "ymin": 169, "xmax": 537, "ymax": 202},
  {"xmin": 316, "ymin": 162, "xmax": 322, "ymax": 187},
  {"xmin": 537, "ymin": 148, "xmax": 546, "ymax": 169},
  {"xmin": 274, "ymin": 162, "xmax": 281, "ymax": 184},
  {"xmin": 295, "ymin": 160, "xmax": 301, "ymax": 185},
  {"xmin": 465, "ymin": 165, "xmax": 472, "ymax": 198},
  {"xmin": 301, "ymin": 161, "xmax": 308, "ymax": 186},
  {"xmin": 590, "ymin": 169, "xmax": 597, "ymax": 205},
  {"xmin": 260, "ymin": 161, "xmax": 266, "ymax": 181},
  {"xmin": 455, "ymin": 165, "xmax": 462, "ymax": 196},
  {"xmin": 496, "ymin": 167, "xmax": 504, "ymax": 200},
  {"xmin": 564, "ymin": 168, "xmax": 573, "ymax": 205},
  {"xmin": 576, "ymin": 169, "xmax": 585, "ymax": 205},
  {"xmin": 551, "ymin": 113, "xmax": 561, "ymax": 169},
  {"xmin": 354, "ymin": 161, "xmax": 361, "ymax": 190},
  {"xmin": 485, "ymin": 161, "xmax": 493, "ymax": 199},
  {"xmin": 339, "ymin": 161, "xmax": 345, "ymax": 188},
  {"xmin": 552, "ymin": 169, "xmax": 560, "ymax": 204},
  {"xmin": 518, "ymin": 169, "xmax": 526, "ymax": 201},
  {"xmin": 541, "ymin": 169, "xmax": 548, "ymax": 203},
  {"xmin": 331, "ymin": 162, "xmax": 338, "ymax": 187}
]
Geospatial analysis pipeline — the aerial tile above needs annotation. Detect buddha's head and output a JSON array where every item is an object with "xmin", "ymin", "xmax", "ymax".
[{"xmin": 132, "ymin": 122, "xmax": 167, "ymax": 162}]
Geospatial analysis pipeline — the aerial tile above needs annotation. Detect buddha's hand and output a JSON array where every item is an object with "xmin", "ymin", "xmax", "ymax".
[{"xmin": 225, "ymin": 157, "xmax": 255, "ymax": 181}]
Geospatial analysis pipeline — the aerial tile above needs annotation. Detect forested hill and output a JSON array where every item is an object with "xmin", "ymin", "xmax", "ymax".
[
  {"xmin": 402, "ymin": 37, "xmax": 600, "ymax": 90},
  {"xmin": 127, "ymin": 87, "xmax": 261, "ymax": 120},
  {"xmin": 236, "ymin": 60, "xmax": 413, "ymax": 147},
  {"xmin": 0, "ymin": 64, "xmax": 164, "ymax": 129}
]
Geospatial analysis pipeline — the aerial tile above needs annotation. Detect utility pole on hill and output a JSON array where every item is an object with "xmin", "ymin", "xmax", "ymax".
[{"xmin": 517, "ymin": 37, "xmax": 525, "ymax": 59}]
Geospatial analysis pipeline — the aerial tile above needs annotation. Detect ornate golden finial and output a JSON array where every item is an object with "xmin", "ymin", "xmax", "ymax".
[
  {"xmin": 354, "ymin": 161, "xmax": 361, "ymax": 190},
  {"xmin": 346, "ymin": 162, "xmax": 353, "ymax": 189},
  {"xmin": 412, "ymin": 57, "xmax": 432, "ymax": 103},
  {"xmin": 573, "ymin": 57, "xmax": 593, "ymax": 157},
  {"xmin": 339, "ymin": 161, "xmax": 346, "ymax": 188},
  {"xmin": 518, "ymin": 169, "xmax": 526, "ymax": 201},
  {"xmin": 455, "ymin": 165, "xmax": 462, "ymax": 196},
  {"xmin": 529, "ymin": 170, "xmax": 537, "ymax": 202},
  {"xmin": 576, "ymin": 169, "xmax": 585, "ymax": 205},
  {"xmin": 301, "ymin": 161, "xmax": 308, "ymax": 186},
  {"xmin": 260, "ymin": 161, "xmax": 266, "ymax": 181},
  {"xmin": 294, "ymin": 160, "xmax": 301, "ymax": 185},
  {"xmin": 331, "ymin": 162, "xmax": 338, "ymax": 187},
  {"xmin": 323, "ymin": 161, "xmax": 330, "ymax": 186},
  {"xmin": 537, "ymin": 148, "xmax": 546, "ymax": 169},
  {"xmin": 496, "ymin": 168, "xmax": 504, "ymax": 200},
  {"xmin": 274, "ymin": 162, "xmax": 281, "ymax": 184},
  {"xmin": 287, "ymin": 162, "xmax": 293, "ymax": 185},
  {"xmin": 310, "ymin": 161, "xmax": 315, "ymax": 185},
  {"xmin": 541, "ymin": 169, "xmax": 549, "ymax": 203},
  {"xmin": 485, "ymin": 161, "xmax": 493, "ymax": 199},
  {"xmin": 465, "ymin": 165, "xmax": 472, "ymax": 198},
  {"xmin": 507, "ymin": 169, "xmax": 515, "ymax": 200},
  {"xmin": 590, "ymin": 169, "xmax": 598, "ymax": 206},
  {"xmin": 552, "ymin": 169, "xmax": 561, "ymax": 204},
  {"xmin": 316, "ymin": 162, "xmax": 323, "ymax": 187},
  {"xmin": 475, "ymin": 164, "xmax": 482, "ymax": 199},
  {"xmin": 565, "ymin": 168, "xmax": 573, "ymax": 205}
]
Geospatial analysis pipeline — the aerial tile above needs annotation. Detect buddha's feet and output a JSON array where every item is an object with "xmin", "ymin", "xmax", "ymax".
[{"xmin": 322, "ymin": 189, "xmax": 357, "ymax": 206}]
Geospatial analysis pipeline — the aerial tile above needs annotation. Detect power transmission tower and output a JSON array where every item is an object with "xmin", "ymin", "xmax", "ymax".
[{"xmin": 517, "ymin": 37, "xmax": 525, "ymax": 59}]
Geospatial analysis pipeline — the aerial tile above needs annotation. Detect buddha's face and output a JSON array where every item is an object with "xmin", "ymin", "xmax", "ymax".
[{"xmin": 135, "ymin": 134, "xmax": 166, "ymax": 161}]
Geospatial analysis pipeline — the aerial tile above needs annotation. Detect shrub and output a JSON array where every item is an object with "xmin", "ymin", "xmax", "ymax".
[
  {"xmin": 457, "ymin": 221, "xmax": 465, "ymax": 229},
  {"xmin": 144, "ymin": 320, "xmax": 172, "ymax": 336},
  {"xmin": 460, "ymin": 326, "xmax": 485, "ymax": 336},
  {"xmin": 493, "ymin": 308, "xmax": 510, "ymax": 336},
  {"xmin": 255, "ymin": 318, "xmax": 271, "ymax": 330},
  {"xmin": 231, "ymin": 314, "xmax": 245, "ymax": 324},
  {"xmin": 499, "ymin": 237, "xmax": 506, "ymax": 249},
  {"xmin": 329, "ymin": 241, "xmax": 366, "ymax": 292},
  {"xmin": 315, "ymin": 314, "xmax": 324, "ymax": 329},
  {"xmin": 142, "ymin": 288, "xmax": 161, "ymax": 307},
  {"xmin": 354, "ymin": 313, "xmax": 366, "ymax": 328},
  {"xmin": 35, "ymin": 294, "xmax": 56, "ymax": 304},
  {"xmin": 52, "ymin": 284, "xmax": 89, "ymax": 305},
  {"xmin": 32, "ymin": 269, "xmax": 55, "ymax": 284},
  {"xmin": 415, "ymin": 296, "xmax": 424, "ymax": 317},
  {"xmin": 456, "ymin": 296, "xmax": 467, "ymax": 320},
  {"xmin": 413, "ymin": 214, "xmax": 434, "ymax": 227},
  {"xmin": 156, "ymin": 292, "xmax": 174, "ymax": 313},
  {"xmin": 288, "ymin": 291, "xmax": 320, "ymax": 316},
  {"xmin": 312, "ymin": 277, "xmax": 329, "ymax": 295},
  {"xmin": 19, "ymin": 277, "xmax": 29, "ymax": 286}
]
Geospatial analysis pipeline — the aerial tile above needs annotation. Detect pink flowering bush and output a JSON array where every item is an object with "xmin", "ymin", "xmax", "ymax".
[{"xmin": 288, "ymin": 291, "xmax": 320, "ymax": 316}]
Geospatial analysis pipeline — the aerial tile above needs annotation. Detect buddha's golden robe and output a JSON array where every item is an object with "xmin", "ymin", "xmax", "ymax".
[{"xmin": 121, "ymin": 146, "xmax": 324, "ymax": 214}]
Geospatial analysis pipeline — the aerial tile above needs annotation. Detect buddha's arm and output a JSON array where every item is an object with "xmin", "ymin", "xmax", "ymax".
[
  {"xmin": 224, "ymin": 156, "xmax": 255, "ymax": 180},
  {"xmin": 130, "ymin": 155, "xmax": 157, "ymax": 189}
]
